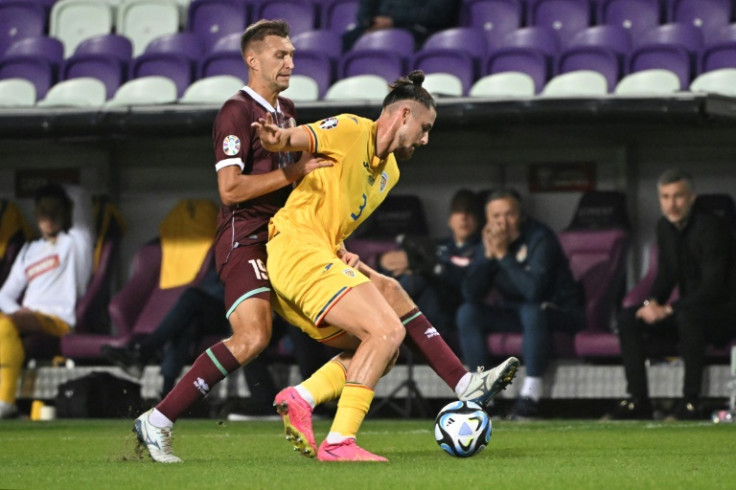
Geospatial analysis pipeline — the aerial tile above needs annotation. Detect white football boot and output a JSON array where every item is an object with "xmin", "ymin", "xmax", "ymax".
[
  {"xmin": 459, "ymin": 357, "xmax": 520, "ymax": 406},
  {"xmin": 133, "ymin": 409, "xmax": 182, "ymax": 463}
]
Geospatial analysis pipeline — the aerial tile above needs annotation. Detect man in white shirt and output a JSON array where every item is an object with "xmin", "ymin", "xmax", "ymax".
[{"xmin": 0, "ymin": 184, "xmax": 92, "ymax": 418}]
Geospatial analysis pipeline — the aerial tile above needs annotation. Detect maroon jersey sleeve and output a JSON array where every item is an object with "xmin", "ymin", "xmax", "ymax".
[{"xmin": 213, "ymin": 94, "xmax": 253, "ymax": 171}]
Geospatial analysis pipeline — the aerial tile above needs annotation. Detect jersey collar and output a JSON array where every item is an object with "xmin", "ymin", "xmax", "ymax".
[{"xmin": 241, "ymin": 86, "xmax": 281, "ymax": 114}]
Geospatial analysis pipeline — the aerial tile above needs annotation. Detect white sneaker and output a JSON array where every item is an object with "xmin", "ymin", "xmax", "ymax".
[
  {"xmin": 0, "ymin": 401, "xmax": 17, "ymax": 419},
  {"xmin": 459, "ymin": 357, "xmax": 519, "ymax": 406},
  {"xmin": 132, "ymin": 409, "xmax": 182, "ymax": 463}
]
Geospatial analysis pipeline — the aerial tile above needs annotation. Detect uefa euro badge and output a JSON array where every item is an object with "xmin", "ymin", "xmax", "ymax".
[
  {"xmin": 516, "ymin": 244, "xmax": 528, "ymax": 263},
  {"xmin": 222, "ymin": 135, "xmax": 241, "ymax": 156},
  {"xmin": 379, "ymin": 171, "xmax": 389, "ymax": 192},
  {"xmin": 320, "ymin": 117, "xmax": 339, "ymax": 130}
]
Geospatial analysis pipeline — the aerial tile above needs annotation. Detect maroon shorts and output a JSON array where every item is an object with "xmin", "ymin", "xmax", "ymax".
[{"xmin": 218, "ymin": 243, "xmax": 271, "ymax": 317}]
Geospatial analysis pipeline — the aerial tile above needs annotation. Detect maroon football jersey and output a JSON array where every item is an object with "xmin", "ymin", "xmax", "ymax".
[{"xmin": 212, "ymin": 88, "xmax": 297, "ymax": 271}]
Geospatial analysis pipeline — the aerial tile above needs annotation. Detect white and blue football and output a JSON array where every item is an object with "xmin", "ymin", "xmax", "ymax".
[{"xmin": 434, "ymin": 400, "xmax": 492, "ymax": 457}]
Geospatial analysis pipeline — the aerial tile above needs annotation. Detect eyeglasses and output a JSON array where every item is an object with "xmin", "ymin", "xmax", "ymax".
[{"xmin": 273, "ymin": 111, "xmax": 296, "ymax": 169}]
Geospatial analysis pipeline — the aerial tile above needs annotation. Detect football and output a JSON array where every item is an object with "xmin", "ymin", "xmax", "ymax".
[{"xmin": 434, "ymin": 400, "xmax": 492, "ymax": 458}]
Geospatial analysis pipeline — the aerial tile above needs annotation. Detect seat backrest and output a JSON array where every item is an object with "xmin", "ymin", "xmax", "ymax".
[
  {"xmin": 130, "ymin": 52, "xmax": 193, "ymax": 97},
  {"xmin": 145, "ymin": 32, "xmax": 205, "ymax": 61},
  {"xmin": 62, "ymin": 54, "xmax": 125, "ymax": 100},
  {"xmin": 558, "ymin": 228, "xmax": 629, "ymax": 331},
  {"xmin": 200, "ymin": 50, "xmax": 248, "ymax": 81},
  {"xmin": 74, "ymin": 34, "xmax": 134, "ymax": 62},
  {"xmin": 180, "ymin": 74, "xmax": 244, "ymax": 104},
  {"xmin": 117, "ymin": 0, "xmax": 180, "ymax": 56},
  {"xmin": 324, "ymin": 74, "xmax": 389, "ymax": 101},
  {"xmin": 292, "ymin": 30, "xmax": 344, "ymax": 62},
  {"xmin": 629, "ymin": 44, "xmax": 691, "ymax": 88},
  {"xmin": 412, "ymin": 48, "xmax": 475, "ymax": 94},
  {"xmin": 0, "ymin": 1, "xmax": 45, "ymax": 59},
  {"xmin": 321, "ymin": 0, "xmax": 360, "ymax": 33},
  {"xmin": 0, "ymin": 78, "xmax": 37, "ymax": 106},
  {"xmin": 5, "ymin": 36, "xmax": 65, "ymax": 70},
  {"xmin": 528, "ymin": 0, "xmax": 591, "ymax": 48},
  {"xmin": 701, "ymin": 42, "xmax": 736, "ymax": 74},
  {"xmin": 460, "ymin": 0, "xmax": 522, "ymax": 50},
  {"xmin": 470, "ymin": 72, "xmax": 536, "ymax": 97},
  {"xmin": 568, "ymin": 24, "xmax": 632, "ymax": 57},
  {"xmin": 0, "ymin": 57, "xmax": 54, "ymax": 99},
  {"xmin": 104, "ymin": 75, "xmax": 178, "ymax": 106},
  {"xmin": 637, "ymin": 22, "xmax": 704, "ymax": 55},
  {"xmin": 186, "ymin": 0, "xmax": 248, "ymax": 53},
  {"xmin": 599, "ymin": 0, "xmax": 661, "ymax": 39},
  {"xmin": 279, "ymin": 74, "xmax": 320, "ymax": 101},
  {"xmin": 694, "ymin": 193, "xmax": 736, "ymax": 234},
  {"xmin": 351, "ymin": 28, "xmax": 416, "ymax": 58},
  {"xmin": 339, "ymin": 50, "xmax": 404, "ymax": 81},
  {"xmin": 257, "ymin": 0, "xmax": 316, "ymax": 37},
  {"xmin": 670, "ymin": 0, "xmax": 731, "ymax": 45},
  {"xmin": 614, "ymin": 68, "xmax": 681, "ymax": 95},
  {"xmin": 558, "ymin": 45, "xmax": 620, "ymax": 90},
  {"xmin": 541, "ymin": 70, "xmax": 608, "ymax": 96},
  {"xmin": 485, "ymin": 47, "xmax": 549, "ymax": 93},
  {"xmin": 292, "ymin": 50, "xmax": 333, "ymax": 98},
  {"xmin": 501, "ymin": 26, "xmax": 560, "ymax": 59},
  {"xmin": 567, "ymin": 190, "xmax": 630, "ymax": 230},
  {"xmin": 422, "ymin": 27, "xmax": 488, "ymax": 63},
  {"xmin": 36, "ymin": 77, "xmax": 107, "ymax": 107},
  {"xmin": 50, "ymin": 0, "xmax": 114, "ymax": 58}
]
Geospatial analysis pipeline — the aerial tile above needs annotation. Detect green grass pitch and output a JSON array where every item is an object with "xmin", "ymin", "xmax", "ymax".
[{"xmin": 1, "ymin": 418, "xmax": 734, "ymax": 489}]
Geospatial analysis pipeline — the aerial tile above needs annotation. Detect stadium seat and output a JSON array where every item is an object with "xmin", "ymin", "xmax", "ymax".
[
  {"xmin": 484, "ymin": 47, "xmax": 549, "ymax": 93},
  {"xmin": 50, "ymin": 0, "xmax": 114, "ymax": 58},
  {"xmin": 597, "ymin": 0, "xmax": 661, "ymax": 40},
  {"xmin": 256, "ymin": 0, "xmax": 316, "ymax": 37},
  {"xmin": 117, "ymin": 0, "xmax": 180, "ymax": 56},
  {"xmin": 339, "ymin": 50, "xmax": 404, "ymax": 81},
  {"xmin": 104, "ymin": 75, "xmax": 178, "ymax": 106},
  {"xmin": 62, "ymin": 55, "xmax": 126, "ymax": 100},
  {"xmin": 636, "ymin": 23, "xmax": 704, "ymax": 56},
  {"xmin": 5, "ymin": 37, "xmax": 65, "ymax": 75},
  {"xmin": 568, "ymin": 25, "xmax": 632, "ymax": 74},
  {"xmin": 186, "ymin": 0, "xmax": 248, "ymax": 54},
  {"xmin": 292, "ymin": 30, "xmax": 344, "ymax": 64},
  {"xmin": 614, "ymin": 69, "xmax": 681, "ymax": 95},
  {"xmin": 130, "ymin": 33, "xmax": 204, "ymax": 97},
  {"xmin": 690, "ymin": 68, "xmax": 736, "ymax": 97},
  {"xmin": 668, "ymin": 0, "xmax": 731, "ymax": 45},
  {"xmin": 469, "ymin": 72, "xmax": 536, "ymax": 97},
  {"xmin": 422, "ymin": 27, "xmax": 489, "ymax": 69},
  {"xmin": 291, "ymin": 50, "xmax": 333, "ymax": 99},
  {"xmin": 36, "ymin": 77, "xmax": 107, "ymax": 107},
  {"xmin": 0, "ymin": 78, "xmax": 36, "ymax": 107},
  {"xmin": 200, "ymin": 51, "xmax": 248, "ymax": 81},
  {"xmin": 541, "ymin": 70, "xmax": 608, "ymax": 96},
  {"xmin": 0, "ymin": 1, "xmax": 46, "ymax": 58},
  {"xmin": 628, "ymin": 44, "xmax": 692, "ymax": 89},
  {"xmin": 74, "ymin": 33, "xmax": 134, "ymax": 61},
  {"xmin": 279, "ymin": 74, "xmax": 320, "ymax": 101},
  {"xmin": 209, "ymin": 31, "xmax": 241, "ymax": 53},
  {"xmin": 557, "ymin": 45, "xmax": 620, "ymax": 91},
  {"xmin": 411, "ymin": 48, "xmax": 476, "ymax": 95},
  {"xmin": 422, "ymin": 72, "xmax": 464, "ymax": 97},
  {"xmin": 324, "ymin": 74, "xmax": 389, "ymax": 101},
  {"xmin": 179, "ymin": 74, "xmax": 243, "ymax": 104},
  {"xmin": 351, "ymin": 28, "xmax": 416, "ymax": 59},
  {"xmin": 459, "ymin": 0, "xmax": 522, "ymax": 50},
  {"xmin": 700, "ymin": 42, "xmax": 736, "ymax": 73},
  {"xmin": 321, "ymin": 0, "xmax": 360, "ymax": 33},
  {"xmin": 527, "ymin": 0, "xmax": 591, "ymax": 48},
  {"xmin": 0, "ymin": 56, "xmax": 55, "ymax": 99}
]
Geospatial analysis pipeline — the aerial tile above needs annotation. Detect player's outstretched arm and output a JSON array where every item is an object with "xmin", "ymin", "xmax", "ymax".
[{"xmin": 251, "ymin": 113, "xmax": 311, "ymax": 153}]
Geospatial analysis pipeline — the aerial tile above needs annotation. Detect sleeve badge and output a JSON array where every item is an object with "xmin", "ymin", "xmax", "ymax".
[{"xmin": 222, "ymin": 135, "xmax": 241, "ymax": 156}]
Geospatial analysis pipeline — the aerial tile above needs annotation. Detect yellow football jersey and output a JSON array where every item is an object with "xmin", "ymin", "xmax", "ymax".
[{"xmin": 269, "ymin": 114, "xmax": 399, "ymax": 250}]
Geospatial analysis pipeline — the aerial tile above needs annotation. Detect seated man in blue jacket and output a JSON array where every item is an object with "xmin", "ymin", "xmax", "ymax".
[{"xmin": 456, "ymin": 189, "xmax": 584, "ymax": 419}]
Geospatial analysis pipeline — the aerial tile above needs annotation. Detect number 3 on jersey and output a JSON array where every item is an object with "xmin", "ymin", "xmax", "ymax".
[{"xmin": 248, "ymin": 259, "xmax": 268, "ymax": 280}]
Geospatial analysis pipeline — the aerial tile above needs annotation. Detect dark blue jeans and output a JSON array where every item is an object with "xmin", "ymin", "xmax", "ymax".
[{"xmin": 456, "ymin": 301, "xmax": 584, "ymax": 377}]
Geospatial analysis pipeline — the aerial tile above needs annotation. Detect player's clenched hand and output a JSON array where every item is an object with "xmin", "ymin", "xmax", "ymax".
[
  {"xmin": 251, "ymin": 113, "xmax": 285, "ymax": 151},
  {"xmin": 285, "ymin": 153, "xmax": 333, "ymax": 183},
  {"xmin": 337, "ymin": 246, "xmax": 360, "ymax": 267}
]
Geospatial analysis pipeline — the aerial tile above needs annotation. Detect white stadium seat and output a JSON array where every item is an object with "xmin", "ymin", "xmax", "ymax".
[
  {"xmin": 0, "ymin": 78, "xmax": 36, "ymax": 107},
  {"xmin": 614, "ymin": 69, "xmax": 681, "ymax": 95},
  {"xmin": 324, "ymin": 75, "xmax": 389, "ymax": 101},
  {"xmin": 179, "ymin": 75, "xmax": 244, "ymax": 104},
  {"xmin": 541, "ymin": 70, "xmax": 608, "ymax": 97},
  {"xmin": 105, "ymin": 75, "xmax": 178, "ymax": 106},
  {"xmin": 37, "ymin": 77, "xmax": 107, "ymax": 107},
  {"xmin": 469, "ymin": 72, "xmax": 536, "ymax": 98}
]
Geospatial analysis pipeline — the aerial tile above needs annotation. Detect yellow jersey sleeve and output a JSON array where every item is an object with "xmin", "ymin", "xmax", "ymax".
[{"xmin": 303, "ymin": 114, "xmax": 368, "ymax": 161}]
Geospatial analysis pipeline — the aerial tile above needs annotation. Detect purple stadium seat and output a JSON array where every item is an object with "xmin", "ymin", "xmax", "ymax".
[
  {"xmin": 629, "ymin": 44, "xmax": 692, "ymax": 87},
  {"xmin": 210, "ymin": 32, "xmax": 241, "ymax": 53},
  {"xmin": 713, "ymin": 23, "xmax": 736, "ymax": 45},
  {"xmin": 484, "ymin": 47, "xmax": 549, "ymax": 93},
  {"xmin": 200, "ymin": 51, "xmax": 248, "ymax": 80},
  {"xmin": 501, "ymin": 26, "xmax": 561, "ymax": 74},
  {"xmin": 422, "ymin": 27, "xmax": 489, "ymax": 65},
  {"xmin": 339, "ymin": 49, "xmax": 404, "ymax": 81},
  {"xmin": 0, "ymin": 1, "xmax": 45, "ymax": 58},
  {"xmin": 145, "ymin": 32, "xmax": 205, "ymax": 60},
  {"xmin": 74, "ymin": 34, "xmax": 134, "ymax": 62},
  {"xmin": 459, "ymin": 0, "xmax": 522, "ymax": 50},
  {"xmin": 598, "ymin": 0, "xmax": 662, "ymax": 40},
  {"xmin": 5, "ymin": 36, "xmax": 64, "ymax": 69},
  {"xmin": 351, "ymin": 28, "xmax": 416, "ymax": 58},
  {"xmin": 669, "ymin": 0, "xmax": 731, "ymax": 45},
  {"xmin": 569, "ymin": 25, "xmax": 631, "ymax": 57},
  {"xmin": 527, "ymin": 0, "xmax": 591, "ymax": 48},
  {"xmin": 701, "ymin": 42, "xmax": 736, "ymax": 73},
  {"xmin": 130, "ymin": 53, "xmax": 194, "ymax": 97},
  {"xmin": 637, "ymin": 23, "xmax": 704, "ymax": 55},
  {"xmin": 558, "ymin": 45, "xmax": 620, "ymax": 90},
  {"xmin": 0, "ymin": 56, "xmax": 54, "ymax": 98},
  {"xmin": 321, "ymin": 0, "xmax": 360, "ymax": 33},
  {"xmin": 292, "ymin": 50, "xmax": 333, "ymax": 98},
  {"xmin": 186, "ymin": 0, "xmax": 248, "ymax": 54},
  {"xmin": 411, "ymin": 48, "xmax": 476, "ymax": 94},
  {"xmin": 292, "ymin": 30, "xmax": 344, "ymax": 63},
  {"xmin": 62, "ymin": 55, "xmax": 126, "ymax": 100},
  {"xmin": 256, "ymin": 0, "xmax": 316, "ymax": 37}
]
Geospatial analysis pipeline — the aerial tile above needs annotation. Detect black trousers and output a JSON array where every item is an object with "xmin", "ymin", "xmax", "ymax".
[{"xmin": 617, "ymin": 302, "xmax": 736, "ymax": 399}]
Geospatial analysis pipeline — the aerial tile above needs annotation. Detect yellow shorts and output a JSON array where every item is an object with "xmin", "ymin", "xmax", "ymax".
[
  {"xmin": 0, "ymin": 312, "xmax": 71, "ymax": 336},
  {"xmin": 266, "ymin": 232, "xmax": 369, "ymax": 342}
]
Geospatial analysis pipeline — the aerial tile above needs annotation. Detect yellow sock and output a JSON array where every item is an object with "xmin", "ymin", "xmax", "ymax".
[
  {"xmin": 0, "ymin": 315, "xmax": 25, "ymax": 405},
  {"xmin": 329, "ymin": 382, "xmax": 374, "ymax": 440},
  {"xmin": 301, "ymin": 360, "xmax": 346, "ymax": 405}
]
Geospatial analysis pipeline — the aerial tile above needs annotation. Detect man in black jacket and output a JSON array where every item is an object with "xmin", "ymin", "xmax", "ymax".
[{"xmin": 608, "ymin": 169, "xmax": 736, "ymax": 420}]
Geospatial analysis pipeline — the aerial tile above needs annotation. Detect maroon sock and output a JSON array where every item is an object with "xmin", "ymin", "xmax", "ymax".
[
  {"xmin": 156, "ymin": 342, "xmax": 240, "ymax": 422},
  {"xmin": 401, "ymin": 308, "xmax": 467, "ymax": 390}
]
